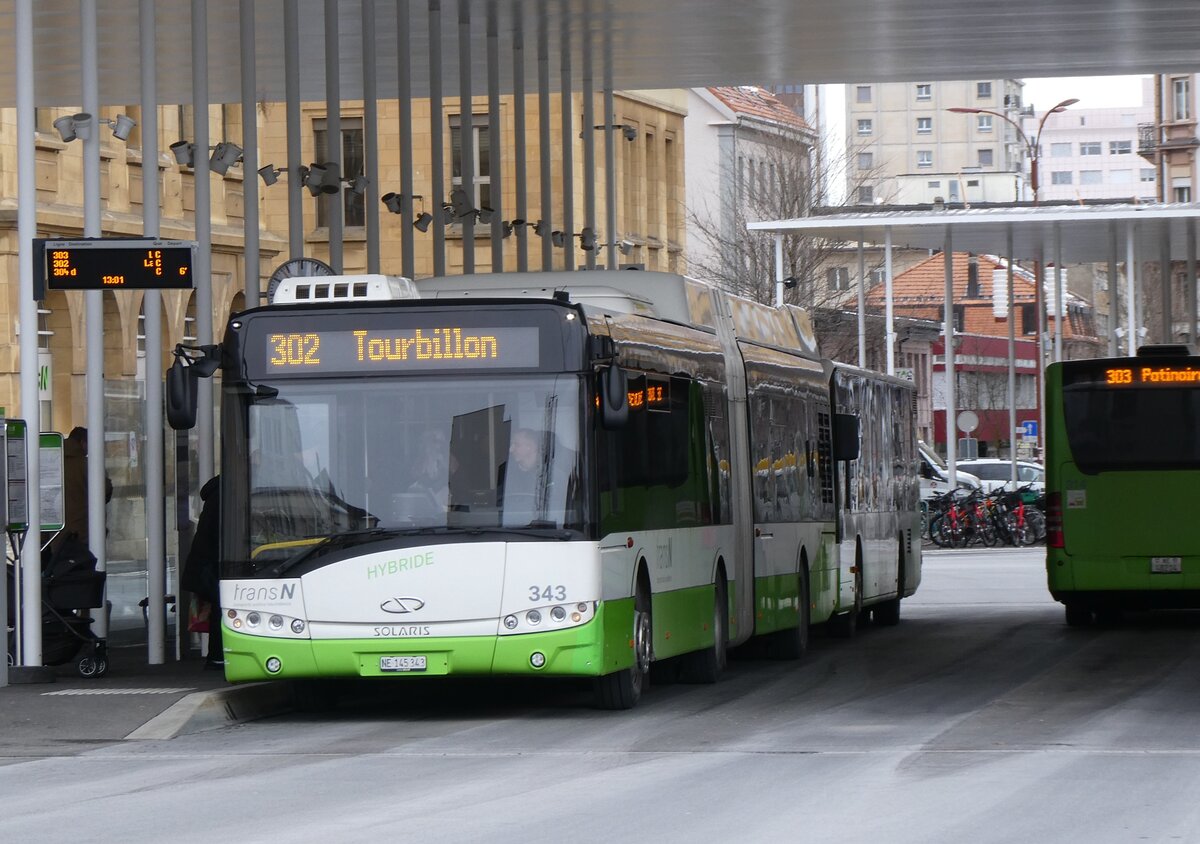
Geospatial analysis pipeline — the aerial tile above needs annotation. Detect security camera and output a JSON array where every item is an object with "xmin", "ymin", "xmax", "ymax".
[
  {"xmin": 621, "ymin": 124, "xmax": 636, "ymax": 142},
  {"xmin": 110, "ymin": 114, "xmax": 136, "ymax": 141}
]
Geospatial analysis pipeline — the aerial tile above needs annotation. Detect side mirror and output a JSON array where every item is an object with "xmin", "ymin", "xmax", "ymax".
[
  {"xmin": 833, "ymin": 413, "xmax": 860, "ymax": 462},
  {"xmin": 166, "ymin": 356, "xmax": 198, "ymax": 430},
  {"xmin": 600, "ymin": 364, "xmax": 629, "ymax": 429}
]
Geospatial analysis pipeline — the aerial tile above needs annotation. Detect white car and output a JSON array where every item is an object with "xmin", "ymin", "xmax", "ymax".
[
  {"xmin": 955, "ymin": 458, "xmax": 1045, "ymax": 495},
  {"xmin": 918, "ymin": 441, "xmax": 981, "ymax": 502}
]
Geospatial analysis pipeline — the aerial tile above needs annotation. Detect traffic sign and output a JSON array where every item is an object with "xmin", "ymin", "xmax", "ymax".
[{"xmin": 1020, "ymin": 420, "xmax": 1038, "ymax": 440}]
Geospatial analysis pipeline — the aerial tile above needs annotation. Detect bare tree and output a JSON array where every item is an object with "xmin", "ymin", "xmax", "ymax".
[{"xmin": 687, "ymin": 134, "xmax": 886, "ymax": 311}]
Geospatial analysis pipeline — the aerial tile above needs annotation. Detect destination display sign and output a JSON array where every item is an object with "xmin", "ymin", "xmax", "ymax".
[
  {"xmin": 263, "ymin": 326, "xmax": 541, "ymax": 375},
  {"xmin": 1102, "ymin": 364, "xmax": 1200, "ymax": 387},
  {"xmin": 36, "ymin": 238, "xmax": 195, "ymax": 298},
  {"xmin": 1065, "ymin": 359, "xmax": 1200, "ymax": 389}
]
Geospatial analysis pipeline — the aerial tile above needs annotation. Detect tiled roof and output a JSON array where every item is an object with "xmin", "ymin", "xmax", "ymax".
[{"xmin": 707, "ymin": 86, "xmax": 811, "ymax": 132}]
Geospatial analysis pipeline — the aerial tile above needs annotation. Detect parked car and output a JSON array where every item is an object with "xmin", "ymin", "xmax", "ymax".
[
  {"xmin": 918, "ymin": 440, "xmax": 981, "ymax": 502},
  {"xmin": 954, "ymin": 458, "xmax": 1045, "ymax": 494}
]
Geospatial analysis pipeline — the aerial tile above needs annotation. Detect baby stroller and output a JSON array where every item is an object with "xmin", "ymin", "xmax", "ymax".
[{"xmin": 41, "ymin": 537, "xmax": 108, "ymax": 678}]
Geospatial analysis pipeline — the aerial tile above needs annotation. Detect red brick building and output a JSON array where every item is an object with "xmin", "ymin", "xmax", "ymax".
[{"xmin": 867, "ymin": 252, "xmax": 1101, "ymax": 455}]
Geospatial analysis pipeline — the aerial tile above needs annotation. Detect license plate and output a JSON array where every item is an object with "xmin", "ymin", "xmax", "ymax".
[
  {"xmin": 1151, "ymin": 556, "xmax": 1182, "ymax": 574},
  {"xmin": 380, "ymin": 655, "xmax": 427, "ymax": 672}
]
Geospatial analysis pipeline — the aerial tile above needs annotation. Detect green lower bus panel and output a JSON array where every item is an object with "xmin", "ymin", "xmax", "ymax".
[{"xmin": 221, "ymin": 602, "xmax": 629, "ymax": 683}]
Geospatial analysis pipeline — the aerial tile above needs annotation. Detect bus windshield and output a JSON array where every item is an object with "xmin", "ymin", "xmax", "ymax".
[
  {"xmin": 239, "ymin": 373, "xmax": 585, "ymax": 560},
  {"xmin": 1062, "ymin": 382, "xmax": 1200, "ymax": 472}
]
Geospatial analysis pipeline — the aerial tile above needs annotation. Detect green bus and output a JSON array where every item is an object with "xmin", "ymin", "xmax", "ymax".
[{"xmin": 1045, "ymin": 345, "xmax": 1200, "ymax": 626}]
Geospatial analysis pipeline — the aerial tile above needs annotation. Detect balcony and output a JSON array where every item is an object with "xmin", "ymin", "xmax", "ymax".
[{"xmin": 1138, "ymin": 122, "xmax": 1157, "ymax": 159}]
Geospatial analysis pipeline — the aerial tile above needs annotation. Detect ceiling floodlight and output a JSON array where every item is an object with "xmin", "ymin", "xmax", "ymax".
[
  {"xmin": 318, "ymin": 162, "xmax": 342, "ymax": 195},
  {"xmin": 70, "ymin": 112, "xmax": 94, "ymax": 141},
  {"xmin": 259, "ymin": 164, "xmax": 281, "ymax": 186},
  {"xmin": 53, "ymin": 114, "xmax": 79, "ymax": 143},
  {"xmin": 347, "ymin": 174, "xmax": 369, "ymax": 195},
  {"xmin": 304, "ymin": 163, "xmax": 328, "ymax": 196},
  {"xmin": 108, "ymin": 114, "xmax": 136, "ymax": 141},
  {"xmin": 551, "ymin": 230, "xmax": 566, "ymax": 248},
  {"xmin": 381, "ymin": 192, "xmax": 403, "ymax": 214},
  {"xmin": 414, "ymin": 212, "xmax": 433, "ymax": 232},
  {"xmin": 477, "ymin": 207, "xmax": 495, "ymax": 225},
  {"xmin": 578, "ymin": 227, "xmax": 598, "ymax": 251},
  {"xmin": 449, "ymin": 187, "xmax": 473, "ymax": 219},
  {"xmin": 209, "ymin": 142, "xmax": 244, "ymax": 176},
  {"xmin": 170, "ymin": 140, "xmax": 195, "ymax": 167}
]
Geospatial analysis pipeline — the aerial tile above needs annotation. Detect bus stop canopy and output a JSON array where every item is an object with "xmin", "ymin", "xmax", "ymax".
[
  {"xmin": 747, "ymin": 204, "xmax": 1200, "ymax": 264},
  {"xmin": 2, "ymin": 0, "xmax": 1200, "ymax": 107}
]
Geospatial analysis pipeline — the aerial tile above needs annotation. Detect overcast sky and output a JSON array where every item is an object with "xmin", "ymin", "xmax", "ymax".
[{"xmin": 1021, "ymin": 75, "xmax": 1151, "ymax": 110}]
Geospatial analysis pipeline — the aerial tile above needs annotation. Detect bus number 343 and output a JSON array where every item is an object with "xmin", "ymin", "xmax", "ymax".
[{"xmin": 530, "ymin": 585, "xmax": 567, "ymax": 602}]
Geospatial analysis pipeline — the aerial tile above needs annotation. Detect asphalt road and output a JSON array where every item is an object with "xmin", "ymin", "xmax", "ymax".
[{"xmin": 5, "ymin": 547, "xmax": 1200, "ymax": 844}]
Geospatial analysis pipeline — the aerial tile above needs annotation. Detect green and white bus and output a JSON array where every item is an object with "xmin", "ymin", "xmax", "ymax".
[
  {"xmin": 168, "ymin": 270, "xmax": 921, "ymax": 708},
  {"xmin": 1045, "ymin": 345, "xmax": 1200, "ymax": 626}
]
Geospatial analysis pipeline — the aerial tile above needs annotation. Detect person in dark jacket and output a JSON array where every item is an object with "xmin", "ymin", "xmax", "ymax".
[
  {"xmin": 52, "ymin": 426, "xmax": 112, "ymax": 557},
  {"xmin": 182, "ymin": 475, "xmax": 223, "ymax": 669}
]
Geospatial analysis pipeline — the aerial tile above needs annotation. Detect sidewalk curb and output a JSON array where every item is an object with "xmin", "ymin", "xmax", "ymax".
[{"xmin": 126, "ymin": 681, "xmax": 296, "ymax": 740}]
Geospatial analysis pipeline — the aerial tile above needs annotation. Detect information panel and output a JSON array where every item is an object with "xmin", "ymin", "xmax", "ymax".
[
  {"xmin": 35, "ymin": 238, "xmax": 195, "ymax": 298},
  {"xmin": 6, "ymin": 419, "xmax": 25, "ymax": 533}
]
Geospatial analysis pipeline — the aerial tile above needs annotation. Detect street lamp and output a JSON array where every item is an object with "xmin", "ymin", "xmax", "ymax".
[
  {"xmin": 947, "ymin": 98, "xmax": 1078, "ymax": 204},
  {"xmin": 946, "ymin": 96, "xmax": 1077, "ymax": 474}
]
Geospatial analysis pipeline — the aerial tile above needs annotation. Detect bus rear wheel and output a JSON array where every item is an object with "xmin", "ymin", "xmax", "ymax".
[
  {"xmin": 681, "ymin": 575, "xmax": 728, "ymax": 682},
  {"xmin": 594, "ymin": 579, "xmax": 652, "ymax": 709},
  {"xmin": 1064, "ymin": 602, "xmax": 1093, "ymax": 627},
  {"xmin": 769, "ymin": 567, "xmax": 810, "ymax": 659}
]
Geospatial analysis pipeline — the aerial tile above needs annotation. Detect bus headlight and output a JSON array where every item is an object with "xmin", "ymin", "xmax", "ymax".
[
  {"xmin": 499, "ymin": 601, "xmax": 597, "ymax": 635},
  {"xmin": 225, "ymin": 608, "xmax": 311, "ymax": 640}
]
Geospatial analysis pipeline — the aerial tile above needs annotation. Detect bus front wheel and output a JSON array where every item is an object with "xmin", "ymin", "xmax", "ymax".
[{"xmin": 594, "ymin": 578, "xmax": 652, "ymax": 709}]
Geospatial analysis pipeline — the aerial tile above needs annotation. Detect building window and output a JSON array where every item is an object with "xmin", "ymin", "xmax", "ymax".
[
  {"xmin": 1109, "ymin": 140, "xmax": 1132, "ymax": 155},
  {"xmin": 1110, "ymin": 169, "xmax": 1132, "ymax": 184},
  {"xmin": 966, "ymin": 259, "xmax": 980, "ymax": 298},
  {"xmin": 917, "ymin": 150, "xmax": 933, "ymax": 168},
  {"xmin": 916, "ymin": 84, "xmax": 932, "ymax": 101},
  {"xmin": 1174, "ymin": 185, "xmax": 1192, "ymax": 202},
  {"xmin": 953, "ymin": 305, "xmax": 965, "ymax": 332},
  {"xmin": 450, "ymin": 114, "xmax": 492, "ymax": 211},
  {"xmin": 977, "ymin": 148, "xmax": 994, "ymax": 167},
  {"xmin": 916, "ymin": 117, "xmax": 932, "ymax": 134},
  {"xmin": 976, "ymin": 82, "xmax": 992, "ymax": 99},
  {"xmin": 1173, "ymin": 77, "xmax": 1191, "ymax": 121},
  {"xmin": 857, "ymin": 184, "xmax": 874, "ymax": 204},
  {"xmin": 313, "ymin": 117, "xmax": 366, "ymax": 227},
  {"xmin": 1020, "ymin": 303, "xmax": 1037, "ymax": 335},
  {"xmin": 870, "ymin": 268, "xmax": 886, "ymax": 285},
  {"xmin": 1141, "ymin": 168, "xmax": 1156, "ymax": 183},
  {"xmin": 927, "ymin": 180, "xmax": 941, "ymax": 188},
  {"xmin": 857, "ymin": 151, "xmax": 874, "ymax": 169},
  {"xmin": 1051, "ymin": 171, "xmax": 1073, "ymax": 185},
  {"xmin": 857, "ymin": 119, "xmax": 873, "ymax": 135},
  {"xmin": 1079, "ymin": 142, "xmax": 1101, "ymax": 156},
  {"xmin": 826, "ymin": 267, "xmax": 850, "ymax": 291},
  {"xmin": 1080, "ymin": 170, "xmax": 1103, "ymax": 185},
  {"xmin": 856, "ymin": 85, "xmax": 872, "ymax": 103},
  {"xmin": 1050, "ymin": 142, "xmax": 1071, "ymax": 157},
  {"xmin": 977, "ymin": 115, "xmax": 992, "ymax": 132}
]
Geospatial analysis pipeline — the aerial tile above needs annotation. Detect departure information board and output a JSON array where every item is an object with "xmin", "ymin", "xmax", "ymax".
[{"xmin": 35, "ymin": 238, "xmax": 195, "ymax": 298}]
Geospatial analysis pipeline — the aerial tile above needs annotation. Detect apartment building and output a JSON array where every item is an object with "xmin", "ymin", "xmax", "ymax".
[
  {"xmin": 1138, "ymin": 73, "xmax": 1199, "ymax": 203},
  {"xmin": 1024, "ymin": 79, "xmax": 1155, "ymax": 202},
  {"xmin": 846, "ymin": 79, "xmax": 1025, "ymax": 205}
]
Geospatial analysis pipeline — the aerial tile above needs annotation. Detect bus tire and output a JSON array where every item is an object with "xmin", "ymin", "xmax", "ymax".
[
  {"xmin": 873, "ymin": 551, "xmax": 904, "ymax": 627},
  {"xmin": 594, "ymin": 576, "xmax": 652, "ymax": 710},
  {"xmin": 1064, "ymin": 602, "xmax": 1092, "ymax": 627},
  {"xmin": 829, "ymin": 559, "xmax": 863, "ymax": 638},
  {"xmin": 769, "ymin": 566, "xmax": 810, "ymax": 660},
  {"xmin": 681, "ymin": 574, "xmax": 728, "ymax": 683}
]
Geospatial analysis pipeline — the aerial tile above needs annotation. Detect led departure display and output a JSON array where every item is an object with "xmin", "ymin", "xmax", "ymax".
[{"xmin": 37, "ymin": 239, "xmax": 195, "ymax": 296}]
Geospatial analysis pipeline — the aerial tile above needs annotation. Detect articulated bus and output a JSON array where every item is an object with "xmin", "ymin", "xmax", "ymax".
[
  {"xmin": 168, "ymin": 270, "xmax": 920, "ymax": 708},
  {"xmin": 1046, "ymin": 345, "xmax": 1200, "ymax": 626}
]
